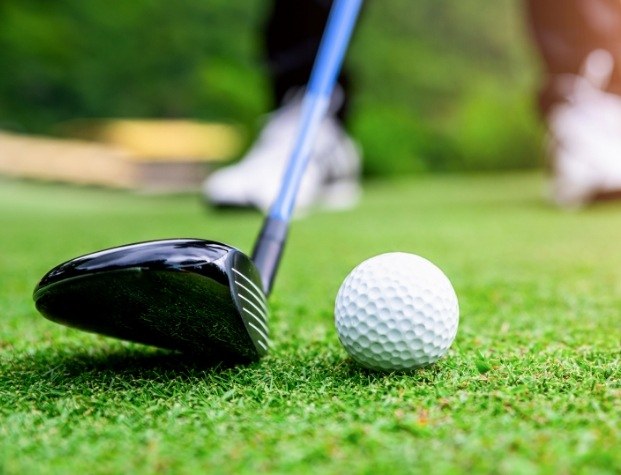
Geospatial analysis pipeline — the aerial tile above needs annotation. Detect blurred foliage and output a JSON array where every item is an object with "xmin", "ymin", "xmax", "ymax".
[
  {"xmin": 349, "ymin": 0, "xmax": 544, "ymax": 173},
  {"xmin": 0, "ymin": 0, "xmax": 544, "ymax": 174}
]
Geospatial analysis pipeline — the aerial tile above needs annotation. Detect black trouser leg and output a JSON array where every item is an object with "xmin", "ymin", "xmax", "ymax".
[{"xmin": 263, "ymin": 0, "xmax": 354, "ymax": 123}]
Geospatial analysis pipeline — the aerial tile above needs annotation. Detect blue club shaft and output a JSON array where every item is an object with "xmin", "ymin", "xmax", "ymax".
[
  {"xmin": 269, "ymin": 0, "xmax": 363, "ymax": 221},
  {"xmin": 252, "ymin": 0, "xmax": 364, "ymax": 294}
]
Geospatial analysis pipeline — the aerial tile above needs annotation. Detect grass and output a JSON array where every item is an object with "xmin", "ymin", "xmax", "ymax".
[{"xmin": 0, "ymin": 172, "xmax": 619, "ymax": 474}]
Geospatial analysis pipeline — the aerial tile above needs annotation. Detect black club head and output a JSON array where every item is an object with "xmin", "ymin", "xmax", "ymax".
[{"xmin": 33, "ymin": 239, "xmax": 269, "ymax": 362}]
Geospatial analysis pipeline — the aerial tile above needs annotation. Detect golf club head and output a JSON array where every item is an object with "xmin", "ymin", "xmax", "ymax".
[
  {"xmin": 33, "ymin": 239, "xmax": 269, "ymax": 362},
  {"xmin": 32, "ymin": 0, "xmax": 362, "ymax": 365}
]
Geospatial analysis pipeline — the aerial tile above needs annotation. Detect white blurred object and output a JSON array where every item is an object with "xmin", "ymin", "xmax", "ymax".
[
  {"xmin": 203, "ymin": 91, "xmax": 361, "ymax": 214},
  {"xmin": 549, "ymin": 49, "xmax": 621, "ymax": 207}
]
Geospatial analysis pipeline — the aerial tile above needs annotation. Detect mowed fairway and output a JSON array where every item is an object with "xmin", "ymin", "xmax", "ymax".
[{"xmin": 0, "ymin": 172, "xmax": 619, "ymax": 474}]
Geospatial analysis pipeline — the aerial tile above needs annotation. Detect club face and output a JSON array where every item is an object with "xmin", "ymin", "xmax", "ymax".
[{"xmin": 33, "ymin": 239, "xmax": 269, "ymax": 362}]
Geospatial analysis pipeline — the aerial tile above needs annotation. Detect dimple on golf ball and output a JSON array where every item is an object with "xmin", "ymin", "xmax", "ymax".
[{"xmin": 334, "ymin": 252, "xmax": 459, "ymax": 371}]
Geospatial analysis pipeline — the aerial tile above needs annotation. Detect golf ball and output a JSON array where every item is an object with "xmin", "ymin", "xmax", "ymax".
[{"xmin": 334, "ymin": 252, "xmax": 459, "ymax": 371}]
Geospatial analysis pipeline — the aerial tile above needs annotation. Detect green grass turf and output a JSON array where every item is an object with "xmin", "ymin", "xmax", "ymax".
[{"xmin": 0, "ymin": 172, "xmax": 619, "ymax": 474}]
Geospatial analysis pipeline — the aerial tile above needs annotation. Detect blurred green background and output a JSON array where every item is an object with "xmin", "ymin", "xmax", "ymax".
[{"xmin": 0, "ymin": 0, "xmax": 544, "ymax": 175}]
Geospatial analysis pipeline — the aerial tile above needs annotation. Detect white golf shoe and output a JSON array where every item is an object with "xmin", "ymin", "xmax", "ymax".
[
  {"xmin": 203, "ymin": 95, "xmax": 361, "ymax": 214},
  {"xmin": 549, "ymin": 49, "xmax": 621, "ymax": 207}
]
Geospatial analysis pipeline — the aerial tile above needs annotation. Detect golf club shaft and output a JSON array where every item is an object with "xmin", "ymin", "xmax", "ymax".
[{"xmin": 252, "ymin": 0, "xmax": 363, "ymax": 294}]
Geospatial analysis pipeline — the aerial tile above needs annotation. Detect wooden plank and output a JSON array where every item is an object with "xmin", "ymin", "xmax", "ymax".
[
  {"xmin": 0, "ymin": 132, "xmax": 135, "ymax": 188},
  {"xmin": 0, "ymin": 121, "xmax": 242, "ymax": 191},
  {"xmin": 58, "ymin": 119, "xmax": 242, "ymax": 161}
]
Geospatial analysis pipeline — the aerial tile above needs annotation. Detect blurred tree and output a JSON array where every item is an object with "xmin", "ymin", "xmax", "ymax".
[
  {"xmin": 0, "ymin": 0, "xmax": 269, "ymax": 130},
  {"xmin": 0, "ymin": 0, "xmax": 543, "ymax": 173},
  {"xmin": 349, "ymin": 0, "xmax": 543, "ymax": 173}
]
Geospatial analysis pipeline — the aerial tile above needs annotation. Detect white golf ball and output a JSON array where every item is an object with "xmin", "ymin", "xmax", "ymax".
[{"xmin": 334, "ymin": 252, "xmax": 459, "ymax": 371}]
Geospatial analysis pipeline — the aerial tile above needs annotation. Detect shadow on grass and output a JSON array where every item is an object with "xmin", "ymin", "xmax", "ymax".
[
  {"xmin": 1, "ymin": 342, "xmax": 461, "ymax": 414},
  {"xmin": 2, "ymin": 344, "xmax": 251, "ymax": 393},
  {"xmin": 274, "ymin": 344, "xmax": 458, "ymax": 387},
  {"xmin": 60, "ymin": 347, "xmax": 244, "ymax": 374},
  {"xmin": 0, "ymin": 346, "xmax": 271, "ymax": 416},
  {"xmin": 340, "ymin": 357, "xmax": 451, "ymax": 383}
]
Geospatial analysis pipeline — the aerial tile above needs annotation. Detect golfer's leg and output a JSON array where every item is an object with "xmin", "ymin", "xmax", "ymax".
[
  {"xmin": 525, "ymin": 0, "xmax": 621, "ymax": 205},
  {"xmin": 202, "ymin": 0, "xmax": 362, "ymax": 212},
  {"xmin": 263, "ymin": 0, "xmax": 352, "ymax": 122},
  {"xmin": 525, "ymin": 0, "xmax": 621, "ymax": 116}
]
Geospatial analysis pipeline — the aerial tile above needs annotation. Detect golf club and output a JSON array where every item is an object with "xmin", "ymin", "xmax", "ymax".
[{"xmin": 33, "ymin": 0, "xmax": 364, "ymax": 363}]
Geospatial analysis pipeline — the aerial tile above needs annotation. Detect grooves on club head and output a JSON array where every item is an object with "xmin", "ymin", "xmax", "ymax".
[{"xmin": 33, "ymin": 239, "xmax": 269, "ymax": 363}]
